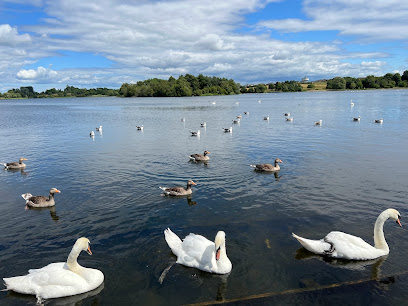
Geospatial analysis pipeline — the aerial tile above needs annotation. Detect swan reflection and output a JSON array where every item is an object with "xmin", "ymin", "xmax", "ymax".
[
  {"xmin": 295, "ymin": 247, "xmax": 387, "ymax": 274},
  {"xmin": 6, "ymin": 282, "xmax": 104, "ymax": 305}
]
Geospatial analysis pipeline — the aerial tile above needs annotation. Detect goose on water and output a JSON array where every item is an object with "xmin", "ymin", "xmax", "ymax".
[
  {"xmin": 181, "ymin": 118, "xmax": 185, "ymax": 122},
  {"xmin": 3, "ymin": 237, "xmax": 104, "ymax": 303},
  {"xmin": 244, "ymin": 112, "xmax": 249, "ymax": 115},
  {"xmin": 2, "ymin": 157, "xmax": 27, "ymax": 169},
  {"xmin": 353, "ymin": 116, "xmax": 361, "ymax": 122},
  {"xmin": 250, "ymin": 158, "xmax": 283, "ymax": 172},
  {"xmin": 191, "ymin": 130, "xmax": 200, "ymax": 136},
  {"xmin": 96, "ymin": 126, "xmax": 102, "ymax": 131},
  {"xmin": 315, "ymin": 120, "xmax": 323, "ymax": 126},
  {"xmin": 264, "ymin": 116, "xmax": 269, "ymax": 120},
  {"xmin": 159, "ymin": 180, "xmax": 196, "ymax": 196},
  {"xmin": 164, "ymin": 228, "xmax": 232, "ymax": 274},
  {"xmin": 223, "ymin": 127, "xmax": 232, "ymax": 133},
  {"xmin": 200, "ymin": 122, "xmax": 206, "ymax": 127},
  {"xmin": 284, "ymin": 113, "xmax": 290, "ymax": 117},
  {"xmin": 136, "ymin": 125, "xmax": 144, "ymax": 130},
  {"xmin": 232, "ymin": 119, "xmax": 240, "ymax": 124},
  {"xmin": 189, "ymin": 150, "xmax": 210, "ymax": 162},
  {"xmin": 292, "ymin": 208, "xmax": 401, "ymax": 260},
  {"xmin": 374, "ymin": 118, "xmax": 383, "ymax": 124},
  {"xmin": 236, "ymin": 114, "xmax": 242, "ymax": 119},
  {"xmin": 22, "ymin": 188, "xmax": 61, "ymax": 208},
  {"xmin": 286, "ymin": 117, "xmax": 294, "ymax": 121},
  {"xmin": 90, "ymin": 131, "xmax": 95, "ymax": 137}
]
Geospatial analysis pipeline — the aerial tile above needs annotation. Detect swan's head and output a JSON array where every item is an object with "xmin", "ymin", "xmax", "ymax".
[
  {"xmin": 387, "ymin": 208, "xmax": 402, "ymax": 227},
  {"xmin": 50, "ymin": 188, "xmax": 61, "ymax": 194},
  {"xmin": 215, "ymin": 231, "xmax": 226, "ymax": 261},
  {"xmin": 75, "ymin": 237, "xmax": 92, "ymax": 255},
  {"xmin": 187, "ymin": 180, "xmax": 196, "ymax": 186}
]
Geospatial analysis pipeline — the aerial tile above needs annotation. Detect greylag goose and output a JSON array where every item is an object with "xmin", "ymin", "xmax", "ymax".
[
  {"xmin": 159, "ymin": 180, "xmax": 196, "ymax": 196},
  {"xmin": 136, "ymin": 125, "xmax": 144, "ymax": 130},
  {"xmin": 223, "ymin": 127, "xmax": 232, "ymax": 133},
  {"xmin": 2, "ymin": 157, "xmax": 27, "ymax": 169},
  {"xmin": 264, "ymin": 116, "xmax": 269, "ymax": 120},
  {"xmin": 201, "ymin": 122, "xmax": 206, "ymax": 127},
  {"xmin": 315, "ymin": 120, "xmax": 323, "ymax": 126},
  {"xmin": 22, "ymin": 188, "xmax": 61, "ymax": 208},
  {"xmin": 96, "ymin": 126, "xmax": 102, "ymax": 131},
  {"xmin": 164, "ymin": 228, "xmax": 232, "ymax": 274},
  {"xmin": 232, "ymin": 119, "xmax": 240, "ymax": 124},
  {"xmin": 374, "ymin": 118, "xmax": 383, "ymax": 124},
  {"xmin": 250, "ymin": 158, "xmax": 283, "ymax": 172},
  {"xmin": 286, "ymin": 117, "xmax": 294, "ymax": 121},
  {"xmin": 353, "ymin": 116, "xmax": 361, "ymax": 122},
  {"xmin": 236, "ymin": 114, "xmax": 242, "ymax": 119},
  {"xmin": 189, "ymin": 151, "xmax": 210, "ymax": 162},
  {"xmin": 191, "ymin": 130, "xmax": 200, "ymax": 136},
  {"xmin": 90, "ymin": 131, "xmax": 95, "ymax": 137},
  {"xmin": 292, "ymin": 208, "xmax": 401, "ymax": 260}
]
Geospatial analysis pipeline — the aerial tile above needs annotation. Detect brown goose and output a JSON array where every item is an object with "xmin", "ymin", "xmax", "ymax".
[
  {"xmin": 159, "ymin": 180, "xmax": 196, "ymax": 196},
  {"xmin": 2, "ymin": 157, "xmax": 27, "ymax": 169},
  {"xmin": 22, "ymin": 188, "xmax": 61, "ymax": 208},
  {"xmin": 189, "ymin": 151, "xmax": 210, "ymax": 162},
  {"xmin": 250, "ymin": 158, "xmax": 283, "ymax": 172}
]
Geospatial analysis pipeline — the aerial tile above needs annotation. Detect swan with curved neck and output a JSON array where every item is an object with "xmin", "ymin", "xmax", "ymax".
[
  {"xmin": 164, "ymin": 228, "xmax": 232, "ymax": 274},
  {"xmin": 3, "ymin": 237, "xmax": 104, "ymax": 302},
  {"xmin": 292, "ymin": 208, "xmax": 401, "ymax": 260}
]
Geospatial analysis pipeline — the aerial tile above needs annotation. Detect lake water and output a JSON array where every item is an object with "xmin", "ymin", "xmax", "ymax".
[{"xmin": 1, "ymin": 89, "xmax": 408, "ymax": 305}]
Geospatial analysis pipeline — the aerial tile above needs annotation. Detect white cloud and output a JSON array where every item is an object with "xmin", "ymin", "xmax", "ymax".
[
  {"xmin": 16, "ymin": 66, "xmax": 58, "ymax": 81},
  {"xmin": 0, "ymin": 24, "xmax": 31, "ymax": 46}
]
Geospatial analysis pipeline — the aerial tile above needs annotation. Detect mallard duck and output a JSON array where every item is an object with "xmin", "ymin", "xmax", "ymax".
[
  {"xmin": 2, "ymin": 157, "xmax": 27, "ymax": 169},
  {"xmin": 352, "ymin": 116, "xmax": 361, "ymax": 122},
  {"xmin": 292, "ymin": 208, "xmax": 401, "ymax": 260},
  {"xmin": 3, "ymin": 237, "xmax": 104, "ymax": 303},
  {"xmin": 164, "ymin": 228, "xmax": 232, "ymax": 274},
  {"xmin": 250, "ymin": 158, "xmax": 283, "ymax": 172},
  {"xmin": 159, "ymin": 180, "xmax": 196, "ymax": 196},
  {"xmin": 22, "ymin": 188, "xmax": 61, "ymax": 208},
  {"xmin": 189, "ymin": 151, "xmax": 210, "ymax": 162},
  {"xmin": 374, "ymin": 118, "xmax": 383, "ymax": 124},
  {"xmin": 315, "ymin": 120, "xmax": 323, "ymax": 126}
]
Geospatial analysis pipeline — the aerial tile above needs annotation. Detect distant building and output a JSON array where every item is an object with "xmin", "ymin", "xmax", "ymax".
[{"xmin": 301, "ymin": 76, "xmax": 309, "ymax": 83}]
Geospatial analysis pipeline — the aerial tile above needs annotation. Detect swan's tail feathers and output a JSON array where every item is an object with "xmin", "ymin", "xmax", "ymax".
[
  {"xmin": 292, "ymin": 233, "xmax": 331, "ymax": 255},
  {"xmin": 250, "ymin": 165, "xmax": 256, "ymax": 168},
  {"xmin": 164, "ymin": 228, "xmax": 182, "ymax": 255},
  {"xmin": 21, "ymin": 193, "xmax": 32, "ymax": 201},
  {"xmin": 1, "ymin": 163, "xmax": 7, "ymax": 169}
]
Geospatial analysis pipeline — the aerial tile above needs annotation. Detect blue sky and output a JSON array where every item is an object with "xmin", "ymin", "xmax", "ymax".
[{"xmin": 0, "ymin": 0, "xmax": 407, "ymax": 92}]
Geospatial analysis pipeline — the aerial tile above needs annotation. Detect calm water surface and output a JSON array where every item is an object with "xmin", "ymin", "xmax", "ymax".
[{"xmin": 1, "ymin": 90, "xmax": 408, "ymax": 305}]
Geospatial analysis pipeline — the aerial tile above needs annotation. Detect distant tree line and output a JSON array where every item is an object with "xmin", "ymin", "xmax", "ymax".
[
  {"xmin": 119, "ymin": 74, "xmax": 240, "ymax": 97},
  {"xmin": 241, "ymin": 80, "xmax": 302, "ymax": 93},
  {"xmin": 326, "ymin": 70, "xmax": 408, "ymax": 90},
  {"xmin": 0, "ymin": 85, "xmax": 119, "ymax": 99}
]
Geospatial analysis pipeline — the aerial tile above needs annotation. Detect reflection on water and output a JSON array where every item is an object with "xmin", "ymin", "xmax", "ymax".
[
  {"xmin": 26, "ymin": 205, "xmax": 60, "ymax": 222},
  {"xmin": 1, "ymin": 90, "xmax": 408, "ymax": 305},
  {"xmin": 3, "ymin": 168, "xmax": 28, "ymax": 176}
]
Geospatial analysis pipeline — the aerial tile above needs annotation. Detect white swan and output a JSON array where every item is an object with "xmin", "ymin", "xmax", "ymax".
[
  {"xmin": 3, "ymin": 237, "xmax": 104, "ymax": 303},
  {"xmin": 164, "ymin": 228, "xmax": 232, "ymax": 274},
  {"xmin": 292, "ymin": 208, "xmax": 401, "ymax": 260}
]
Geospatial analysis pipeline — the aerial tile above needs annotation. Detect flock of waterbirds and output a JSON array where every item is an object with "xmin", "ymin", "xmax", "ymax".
[{"xmin": 1, "ymin": 97, "xmax": 393, "ymax": 303}]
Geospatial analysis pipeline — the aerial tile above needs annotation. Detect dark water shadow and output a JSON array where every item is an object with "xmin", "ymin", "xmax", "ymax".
[
  {"xmin": 188, "ymin": 159, "xmax": 209, "ymax": 166},
  {"xmin": 5, "ymin": 282, "xmax": 104, "ymax": 305},
  {"xmin": 3, "ymin": 167, "xmax": 28, "ymax": 176},
  {"xmin": 253, "ymin": 169, "xmax": 282, "ymax": 181},
  {"xmin": 26, "ymin": 205, "xmax": 60, "ymax": 222}
]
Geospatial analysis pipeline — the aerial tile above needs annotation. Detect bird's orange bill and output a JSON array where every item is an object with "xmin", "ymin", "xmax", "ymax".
[
  {"xmin": 216, "ymin": 247, "xmax": 220, "ymax": 261},
  {"xmin": 397, "ymin": 219, "xmax": 402, "ymax": 227},
  {"xmin": 192, "ymin": 182, "xmax": 197, "ymax": 185},
  {"xmin": 55, "ymin": 189, "xmax": 61, "ymax": 193},
  {"xmin": 87, "ymin": 245, "xmax": 92, "ymax": 255}
]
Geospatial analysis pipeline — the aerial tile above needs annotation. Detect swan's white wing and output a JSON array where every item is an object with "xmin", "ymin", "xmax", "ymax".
[
  {"xmin": 326, "ymin": 231, "xmax": 387, "ymax": 260},
  {"xmin": 179, "ymin": 234, "xmax": 216, "ymax": 271}
]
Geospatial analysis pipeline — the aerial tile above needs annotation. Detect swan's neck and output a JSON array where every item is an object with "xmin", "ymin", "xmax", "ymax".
[
  {"xmin": 66, "ymin": 247, "xmax": 84, "ymax": 275},
  {"xmin": 217, "ymin": 243, "xmax": 231, "ymax": 271},
  {"xmin": 374, "ymin": 211, "xmax": 389, "ymax": 251}
]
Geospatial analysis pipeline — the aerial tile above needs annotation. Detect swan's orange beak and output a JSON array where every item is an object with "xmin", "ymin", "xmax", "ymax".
[
  {"xmin": 397, "ymin": 219, "xmax": 402, "ymax": 227},
  {"xmin": 216, "ymin": 247, "xmax": 221, "ymax": 261},
  {"xmin": 87, "ymin": 245, "xmax": 92, "ymax": 255}
]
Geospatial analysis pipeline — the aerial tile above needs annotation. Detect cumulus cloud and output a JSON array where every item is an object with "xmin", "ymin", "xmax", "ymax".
[
  {"xmin": 0, "ymin": 24, "xmax": 31, "ymax": 46},
  {"xmin": 17, "ymin": 66, "xmax": 58, "ymax": 81}
]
